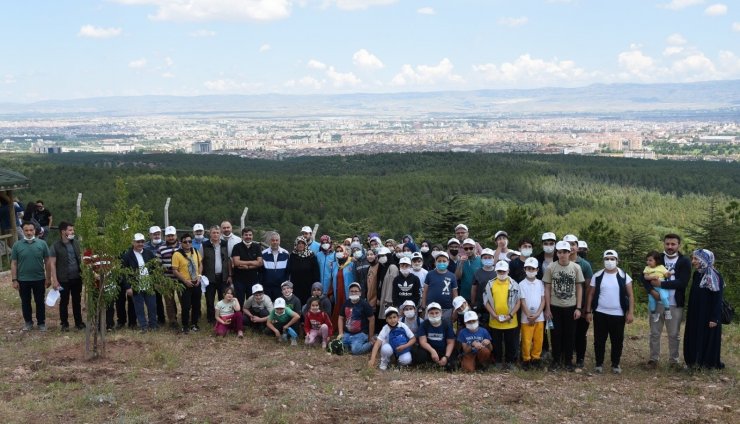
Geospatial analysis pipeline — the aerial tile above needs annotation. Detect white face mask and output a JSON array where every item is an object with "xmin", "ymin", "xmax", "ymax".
[
  {"xmin": 335, "ymin": 252, "xmax": 345, "ymax": 260},
  {"xmin": 604, "ymin": 259, "xmax": 618, "ymax": 271},
  {"xmin": 520, "ymin": 248, "xmax": 532, "ymax": 257},
  {"xmin": 543, "ymin": 245, "xmax": 555, "ymax": 254},
  {"xmin": 428, "ymin": 316, "xmax": 442, "ymax": 325},
  {"xmin": 466, "ymin": 322, "xmax": 479, "ymax": 331},
  {"xmin": 400, "ymin": 268, "xmax": 410, "ymax": 277},
  {"xmin": 497, "ymin": 274, "xmax": 508, "ymax": 281},
  {"xmin": 194, "ymin": 235, "xmax": 204, "ymax": 242},
  {"xmin": 378, "ymin": 256, "xmax": 388, "ymax": 265},
  {"xmin": 412, "ymin": 263, "xmax": 422, "ymax": 271},
  {"xmin": 353, "ymin": 251, "xmax": 363, "ymax": 259},
  {"xmin": 526, "ymin": 271, "xmax": 538, "ymax": 279},
  {"xmin": 420, "ymin": 246, "xmax": 429, "ymax": 253},
  {"xmin": 152, "ymin": 238, "xmax": 162, "ymax": 245},
  {"xmin": 321, "ymin": 243, "xmax": 330, "ymax": 250},
  {"xmin": 244, "ymin": 241, "xmax": 252, "ymax": 247},
  {"xmin": 24, "ymin": 235, "xmax": 35, "ymax": 242},
  {"xmin": 66, "ymin": 234, "xmax": 75, "ymax": 240},
  {"xmin": 404, "ymin": 310, "xmax": 416, "ymax": 318},
  {"xmin": 396, "ymin": 252, "xmax": 404, "ymax": 259},
  {"xmin": 349, "ymin": 294, "xmax": 360, "ymax": 302}
]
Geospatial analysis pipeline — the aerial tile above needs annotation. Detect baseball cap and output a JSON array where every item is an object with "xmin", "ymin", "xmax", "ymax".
[
  {"xmin": 603, "ymin": 249, "xmax": 619, "ymax": 259},
  {"xmin": 384, "ymin": 306, "xmax": 399, "ymax": 317},
  {"xmin": 541, "ymin": 232, "xmax": 557, "ymax": 241},
  {"xmin": 455, "ymin": 224, "xmax": 468, "ymax": 232},
  {"xmin": 164, "ymin": 226, "xmax": 177, "ymax": 236},
  {"xmin": 480, "ymin": 248, "xmax": 495, "ymax": 257},
  {"xmin": 495, "ymin": 261, "xmax": 509, "ymax": 272},
  {"xmin": 452, "ymin": 296, "xmax": 467, "ymax": 310},
  {"xmin": 447, "ymin": 238, "xmax": 460, "ymax": 246},
  {"xmin": 555, "ymin": 241, "xmax": 572, "ymax": 252},
  {"xmin": 133, "ymin": 233, "xmax": 146, "ymax": 241},
  {"xmin": 411, "ymin": 252, "xmax": 423, "ymax": 260},
  {"xmin": 401, "ymin": 300, "xmax": 416, "ymax": 309},
  {"xmin": 274, "ymin": 298, "xmax": 286, "ymax": 308},
  {"xmin": 348, "ymin": 282, "xmax": 361, "ymax": 291},
  {"xmin": 524, "ymin": 257, "xmax": 539, "ymax": 269},
  {"xmin": 281, "ymin": 281, "xmax": 293, "ymax": 288},
  {"xmin": 426, "ymin": 302, "xmax": 442, "ymax": 313},
  {"xmin": 463, "ymin": 310, "xmax": 478, "ymax": 323},
  {"xmin": 252, "ymin": 284, "xmax": 264, "ymax": 294},
  {"xmin": 399, "ymin": 257, "xmax": 411, "ymax": 265},
  {"xmin": 563, "ymin": 234, "xmax": 578, "ymax": 243},
  {"xmin": 578, "ymin": 240, "xmax": 588, "ymax": 249},
  {"xmin": 434, "ymin": 251, "xmax": 450, "ymax": 260},
  {"xmin": 149, "ymin": 226, "xmax": 161, "ymax": 234},
  {"xmin": 462, "ymin": 238, "xmax": 475, "ymax": 246},
  {"xmin": 494, "ymin": 230, "xmax": 508, "ymax": 240},
  {"xmin": 301, "ymin": 226, "xmax": 312, "ymax": 233},
  {"xmin": 193, "ymin": 223, "xmax": 204, "ymax": 232}
]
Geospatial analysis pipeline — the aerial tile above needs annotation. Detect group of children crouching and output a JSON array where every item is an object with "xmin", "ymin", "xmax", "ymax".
[{"xmin": 210, "ymin": 267, "xmax": 545, "ymax": 373}]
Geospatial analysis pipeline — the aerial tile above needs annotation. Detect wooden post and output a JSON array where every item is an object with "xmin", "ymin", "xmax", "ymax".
[
  {"xmin": 164, "ymin": 197, "xmax": 171, "ymax": 228},
  {"xmin": 8, "ymin": 190, "xmax": 17, "ymax": 246},
  {"xmin": 240, "ymin": 207, "xmax": 249, "ymax": 231},
  {"xmin": 313, "ymin": 224, "xmax": 319, "ymax": 239},
  {"xmin": 76, "ymin": 193, "xmax": 82, "ymax": 218}
]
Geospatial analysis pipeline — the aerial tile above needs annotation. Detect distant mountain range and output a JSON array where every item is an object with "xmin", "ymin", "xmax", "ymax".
[{"xmin": 1, "ymin": 80, "xmax": 739, "ymax": 119}]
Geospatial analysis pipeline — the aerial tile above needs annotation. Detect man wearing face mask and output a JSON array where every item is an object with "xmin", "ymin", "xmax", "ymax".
[
  {"xmin": 49, "ymin": 221, "xmax": 85, "ymax": 331},
  {"xmin": 11, "ymin": 222, "xmax": 52, "ymax": 331},
  {"xmin": 471, "ymin": 248, "xmax": 497, "ymax": 319},
  {"xmin": 192, "ymin": 223, "xmax": 206, "ymax": 252},
  {"xmin": 144, "ymin": 226, "xmax": 166, "ymax": 326},
  {"xmin": 422, "ymin": 251, "xmax": 459, "ymax": 321},
  {"xmin": 445, "ymin": 238, "xmax": 461, "ymax": 274},
  {"xmin": 410, "ymin": 252, "xmax": 428, "ymax": 302},
  {"xmin": 585, "ymin": 250, "xmax": 634, "ymax": 374},
  {"xmin": 535, "ymin": 232, "xmax": 558, "ymax": 280},
  {"xmin": 338, "ymin": 282, "xmax": 376, "ymax": 355},
  {"xmin": 563, "ymin": 234, "xmax": 594, "ymax": 370},
  {"xmin": 455, "ymin": 238, "xmax": 482, "ymax": 304},
  {"xmin": 509, "ymin": 238, "xmax": 535, "ymax": 283},
  {"xmin": 392, "ymin": 257, "xmax": 421, "ymax": 307}
]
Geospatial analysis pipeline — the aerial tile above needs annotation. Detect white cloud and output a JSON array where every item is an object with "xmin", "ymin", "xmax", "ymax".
[
  {"xmin": 114, "ymin": 0, "xmax": 291, "ymax": 22},
  {"xmin": 284, "ymin": 76, "xmax": 323, "ymax": 89},
  {"xmin": 326, "ymin": 66, "xmax": 361, "ymax": 87},
  {"xmin": 128, "ymin": 58, "xmax": 147, "ymax": 69},
  {"xmin": 203, "ymin": 78, "xmax": 263, "ymax": 92},
  {"xmin": 352, "ymin": 49, "xmax": 384, "ymax": 70},
  {"xmin": 473, "ymin": 54, "xmax": 593, "ymax": 86},
  {"xmin": 670, "ymin": 52, "xmax": 717, "ymax": 80},
  {"xmin": 617, "ymin": 49, "xmax": 655, "ymax": 79},
  {"xmin": 666, "ymin": 33, "xmax": 687, "ymax": 45},
  {"xmin": 663, "ymin": 46, "xmax": 685, "ymax": 56},
  {"xmin": 659, "ymin": 0, "xmax": 705, "ymax": 10},
  {"xmin": 718, "ymin": 50, "xmax": 740, "ymax": 74},
  {"xmin": 325, "ymin": 0, "xmax": 398, "ymax": 11},
  {"xmin": 498, "ymin": 16, "xmax": 528, "ymax": 27},
  {"xmin": 733, "ymin": 22, "xmax": 740, "ymax": 31},
  {"xmin": 417, "ymin": 7, "xmax": 435, "ymax": 15},
  {"xmin": 161, "ymin": 72, "xmax": 175, "ymax": 78},
  {"xmin": 78, "ymin": 25, "xmax": 122, "ymax": 39},
  {"xmin": 391, "ymin": 58, "xmax": 464, "ymax": 86},
  {"xmin": 307, "ymin": 59, "xmax": 327, "ymax": 70},
  {"xmin": 704, "ymin": 3, "xmax": 727, "ymax": 16},
  {"xmin": 259, "ymin": 43, "xmax": 271, "ymax": 53},
  {"xmin": 190, "ymin": 29, "xmax": 216, "ymax": 37}
]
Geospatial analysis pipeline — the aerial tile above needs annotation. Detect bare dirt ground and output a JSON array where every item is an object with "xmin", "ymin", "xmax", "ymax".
[{"xmin": 1, "ymin": 272, "xmax": 737, "ymax": 424}]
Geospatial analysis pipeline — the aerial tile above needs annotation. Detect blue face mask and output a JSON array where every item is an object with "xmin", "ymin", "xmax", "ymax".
[
  {"xmin": 436, "ymin": 262, "xmax": 448, "ymax": 272},
  {"xmin": 482, "ymin": 259, "xmax": 495, "ymax": 267}
]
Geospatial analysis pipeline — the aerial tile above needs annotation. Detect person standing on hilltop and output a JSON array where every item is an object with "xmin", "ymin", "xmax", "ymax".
[
  {"xmin": 157, "ymin": 226, "xmax": 181, "ymax": 328},
  {"xmin": 11, "ymin": 221, "xmax": 52, "ymax": 331},
  {"xmin": 261, "ymin": 231, "xmax": 290, "ymax": 302},
  {"xmin": 32, "ymin": 200, "xmax": 52, "ymax": 240},
  {"xmin": 564, "ymin": 234, "xmax": 594, "ymax": 370},
  {"xmin": 49, "ymin": 222, "xmax": 85, "ymax": 331},
  {"xmin": 454, "ymin": 224, "xmax": 482, "ymax": 256},
  {"xmin": 231, "ymin": 227, "xmax": 263, "ymax": 308}
]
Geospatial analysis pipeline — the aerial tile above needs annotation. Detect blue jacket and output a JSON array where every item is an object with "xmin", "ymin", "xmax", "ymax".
[
  {"xmin": 316, "ymin": 250, "xmax": 336, "ymax": 293},
  {"xmin": 331, "ymin": 260, "xmax": 357, "ymax": 299},
  {"xmin": 261, "ymin": 247, "xmax": 290, "ymax": 290}
]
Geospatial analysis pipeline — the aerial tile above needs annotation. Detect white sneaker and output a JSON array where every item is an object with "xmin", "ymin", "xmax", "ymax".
[
  {"xmin": 652, "ymin": 313, "xmax": 660, "ymax": 323},
  {"xmin": 379, "ymin": 359, "xmax": 389, "ymax": 371},
  {"xmin": 290, "ymin": 338, "xmax": 297, "ymax": 346},
  {"xmin": 664, "ymin": 310, "xmax": 672, "ymax": 320},
  {"xmin": 612, "ymin": 366, "xmax": 622, "ymax": 374},
  {"xmin": 594, "ymin": 366, "xmax": 603, "ymax": 374}
]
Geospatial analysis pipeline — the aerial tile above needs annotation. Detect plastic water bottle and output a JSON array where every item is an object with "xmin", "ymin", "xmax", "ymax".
[{"xmin": 546, "ymin": 319, "xmax": 554, "ymax": 330}]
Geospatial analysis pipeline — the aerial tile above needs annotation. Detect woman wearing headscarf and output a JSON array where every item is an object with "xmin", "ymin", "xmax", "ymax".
[
  {"xmin": 420, "ymin": 240, "xmax": 435, "ymax": 271},
  {"xmin": 316, "ymin": 235, "xmax": 335, "ymax": 296},
  {"xmin": 329, "ymin": 244, "xmax": 356, "ymax": 330},
  {"xmin": 683, "ymin": 249, "xmax": 725, "ymax": 369},
  {"xmin": 287, "ymin": 236, "xmax": 320, "ymax": 305},
  {"xmin": 401, "ymin": 234, "xmax": 419, "ymax": 253}
]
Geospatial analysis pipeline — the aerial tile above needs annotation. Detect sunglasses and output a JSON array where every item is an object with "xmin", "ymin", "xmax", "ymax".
[
  {"xmin": 463, "ymin": 247, "xmax": 474, "ymax": 251},
  {"xmin": 182, "ymin": 240, "xmax": 192, "ymax": 244}
]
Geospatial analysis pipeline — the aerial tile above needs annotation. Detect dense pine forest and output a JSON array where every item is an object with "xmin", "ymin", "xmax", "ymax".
[{"xmin": 2, "ymin": 152, "xmax": 739, "ymax": 307}]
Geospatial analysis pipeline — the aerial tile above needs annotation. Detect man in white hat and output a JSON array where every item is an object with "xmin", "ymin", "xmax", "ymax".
[
  {"xmin": 535, "ymin": 232, "xmax": 558, "ymax": 279},
  {"xmin": 564, "ymin": 234, "xmax": 594, "ymax": 369},
  {"xmin": 422, "ymin": 251, "xmax": 459, "ymax": 321},
  {"xmin": 144, "ymin": 225, "xmax": 165, "ymax": 325},
  {"xmin": 543, "ymin": 241, "xmax": 585, "ymax": 371},
  {"xmin": 121, "ymin": 233, "xmax": 158, "ymax": 332},
  {"xmin": 417, "ymin": 302, "xmax": 457, "ymax": 369},
  {"xmin": 301, "ymin": 225, "xmax": 321, "ymax": 255},
  {"xmin": 156, "ymin": 225, "xmax": 181, "ymax": 328},
  {"xmin": 454, "ymin": 224, "xmax": 482, "ymax": 256},
  {"xmin": 192, "ymin": 223, "xmax": 205, "ymax": 252},
  {"xmin": 455, "ymin": 238, "xmax": 482, "ymax": 304}
]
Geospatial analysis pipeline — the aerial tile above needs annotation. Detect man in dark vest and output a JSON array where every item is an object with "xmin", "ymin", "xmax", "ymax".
[{"xmin": 49, "ymin": 222, "xmax": 85, "ymax": 331}]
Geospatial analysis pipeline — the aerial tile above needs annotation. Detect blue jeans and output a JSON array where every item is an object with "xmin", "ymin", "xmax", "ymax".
[
  {"xmin": 19, "ymin": 280, "xmax": 46, "ymax": 325},
  {"xmin": 132, "ymin": 292, "xmax": 158, "ymax": 330},
  {"xmin": 342, "ymin": 332, "xmax": 372, "ymax": 355}
]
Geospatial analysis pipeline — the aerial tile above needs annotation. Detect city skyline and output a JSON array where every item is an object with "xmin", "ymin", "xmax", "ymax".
[{"xmin": 2, "ymin": 0, "xmax": 739, "ymax": 102}]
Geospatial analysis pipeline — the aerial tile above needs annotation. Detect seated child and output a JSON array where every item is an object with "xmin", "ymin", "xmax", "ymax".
[
  {"xmin": 214, "ymin": 286, "xmax": 244, "ymax": 338},
  {"xmin": 304, "ymin": 298, "xmax": 333, "ymax": 348},
  {"xmin": 368, "ymin": 307, "xmax": 416, "ymax": 370},
  {"xmin": 644, "ymin": 251, "xmax": 672, "ymax": 321},
  {"xmin": 265, "ymin": 298, "xmax": 301, "ymax": 345},
  {"xmin": 416, "ymin": 302, "xmax": 456, "ymax": 369},
  {"xmin": 456, "ymin": 311, "xmax": 492, "ymax": 372},
  {"xmin": 243, "ymin": 284, "xmax": 273, "ymax": 331}
]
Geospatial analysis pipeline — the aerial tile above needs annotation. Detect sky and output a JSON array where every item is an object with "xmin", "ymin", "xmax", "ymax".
[{"xmin": 1, "ymin": 0, "xmax": 739, "ymax": 102}]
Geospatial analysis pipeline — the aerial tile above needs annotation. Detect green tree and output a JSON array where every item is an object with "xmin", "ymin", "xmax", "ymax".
[
  {"xmin": 579, "ymin": 219, "xmax": 620, "ymax": 261},
  {"xmin": 422, "ymin": 196, "xmax": 471, "ymax": 243}
]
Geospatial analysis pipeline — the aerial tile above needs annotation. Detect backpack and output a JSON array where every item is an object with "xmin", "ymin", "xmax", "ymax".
[
  {"xmin": 388, "ymin": 325, "xmax": 411, "ymax": 356},
  {"xmin": 327, "ymin": 339, "xmax": 345, "ymax": 355}
]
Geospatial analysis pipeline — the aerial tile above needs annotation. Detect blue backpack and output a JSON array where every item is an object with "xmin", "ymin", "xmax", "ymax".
[{"xmin": 388, "ymin": 326, "xmax": 411, "ymax": 356}]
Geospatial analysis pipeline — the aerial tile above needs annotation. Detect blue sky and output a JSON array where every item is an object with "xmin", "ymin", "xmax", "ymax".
[{"xmin": 1, "ymin": 0, "xmax": 738, "ymax": 101}]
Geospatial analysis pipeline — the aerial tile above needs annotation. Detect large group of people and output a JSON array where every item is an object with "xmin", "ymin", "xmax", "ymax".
[{"xmin": 9, "ymin": 217, "xmax": 726, "ymax": 372}]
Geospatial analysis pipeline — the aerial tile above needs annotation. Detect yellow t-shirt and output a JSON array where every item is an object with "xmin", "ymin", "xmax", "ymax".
[
  {"xmin": 488, "ymin": 279, "xmax": 518, "ymax": 330},
  {"xmin": 171, "ymin": 249, "xmax": 201, "ymax": 281}
]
